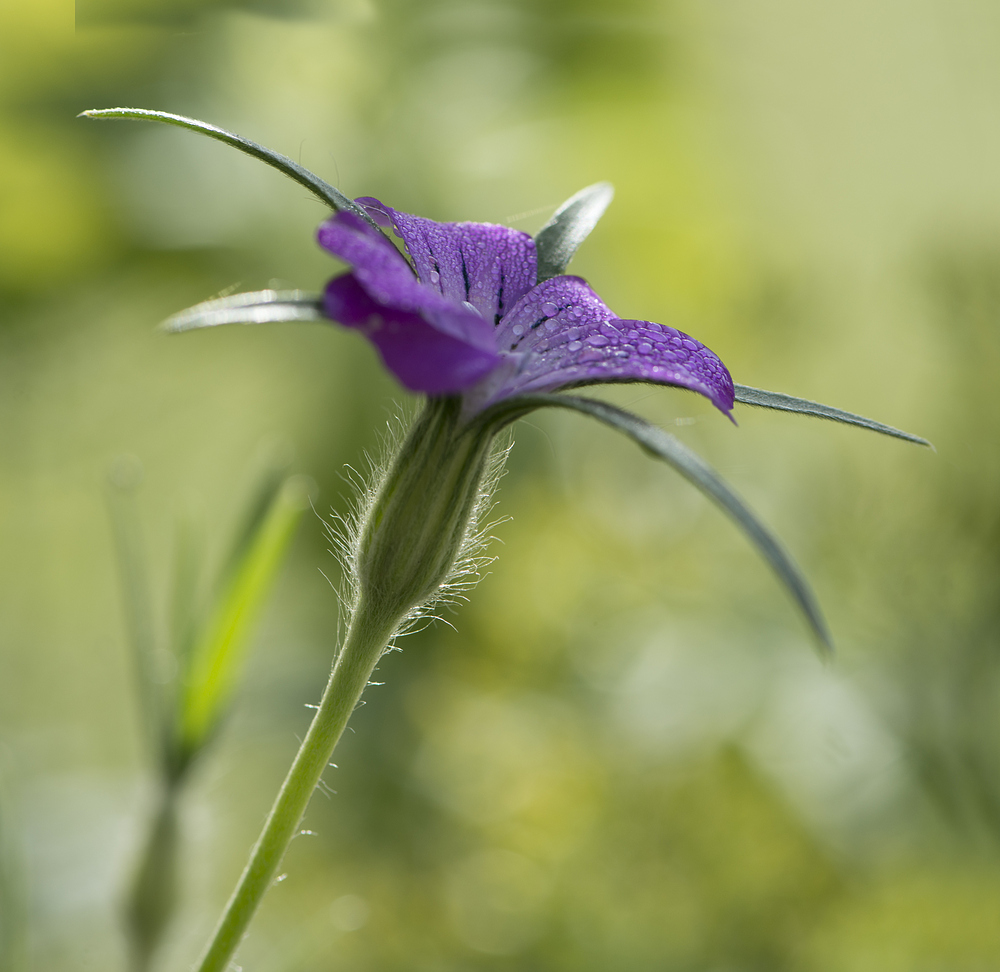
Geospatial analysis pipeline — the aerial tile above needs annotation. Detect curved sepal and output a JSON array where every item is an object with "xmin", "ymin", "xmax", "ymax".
[
  {"xmin": 734, "ymin": 384, "xmax": 931, "ymax": 447},
  {"xmin": 534, "ymin": 182, "xmax": 614, "ymax": 283},
  {"xmin": 479, "ymin": 393, "xmax": 832, "ymax": 653},
  {"xmin": 80, "ymin": 108, "xmax": 384, "ymax": 234},
  {"xmin": 162, "ymin": 290, "xmax": 325, "ymax": 333}
]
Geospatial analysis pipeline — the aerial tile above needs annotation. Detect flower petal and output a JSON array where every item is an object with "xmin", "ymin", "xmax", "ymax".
[
  {"xmin": 324, "ymin": 274, "xmax": 501, "ymax": 395},
  {"xmin": 492, "ymin": 276, "xmax": 735, "ymax": 415},
  {"xmin": 318, "ymin": 211, "xmax": 498, "ymax": 354},
  {"xmin": 356, "ymin": 197, "xmax": 537, "ymax": 325}
]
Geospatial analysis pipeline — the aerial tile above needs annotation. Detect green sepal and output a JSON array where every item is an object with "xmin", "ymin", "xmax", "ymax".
[
  {"xmin": 79, "ymin": 108, "xmax": 385, "ymax": 234},
  {"xmin": 162, "ymin": 290, "xmax": 325, "ymax": 333},
  {"xmin": 534, "ymin": 182, "xmax": 615, "ymax": 283},
  {"xmin": 735, "ymin": 383, "xmax": 932, "ymax": 447},
  {"xmin": 356, "ymin": 397, "xmax": 497, "ymax": 626},
  {"xmin": 478, "ymin": 393, "xmax": 832, "ymax": 653}
]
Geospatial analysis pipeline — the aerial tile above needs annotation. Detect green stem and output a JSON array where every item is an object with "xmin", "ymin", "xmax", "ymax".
[{"xmin": 193, "ymin": 598, "xmax": 396, "ymax": 972}]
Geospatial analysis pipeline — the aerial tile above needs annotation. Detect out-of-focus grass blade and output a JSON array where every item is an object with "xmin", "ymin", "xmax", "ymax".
[
  {"xmin": 106, "ymin": 456, "xmax": 166, "ymax": 754},
  {"xmin": 220, "ymin": 452, "xmax": 292, "ymax": 587},
  {"xmin": 491, "ymin": 394, "xmax": 832, "ymax": 653},
  {"xmin": 534, "ymin": 182, "xmax": 615, "ymax": 282},
  {"xmin": 176, "ymin": 475, "xmax": 313, "ymax": 756},
  {"xmin": 79, "ymin": 108, "xmax": 385, "ymax": 232},
  {"xmin": 162, "ymin": 290, "xmax": 326, "ymax": 333},
  {"xmin": 124, "ymin": 792, "xmax": 179, "ymax": 972},
  {"xmin": 0, "ymin": 769, "xmax": 27, "ymax": 972},
  {"xmin": 169, "ymin": 511, "xmax": 203, "ymax": 685},
  {"xmin": 734, "ymin": 383, "xmax": 932, "ymax": 447}
]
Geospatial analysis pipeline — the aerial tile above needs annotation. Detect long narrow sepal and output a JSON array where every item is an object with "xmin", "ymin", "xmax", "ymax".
[
  {"xmin": 734, "ymin": 384, "xmax": 931, "ymax": 447},
  {"xmin": 162, "ymin": 290, "xmax": 326, "ymax": 333},
  {"xmin": 79, "ymin": 108, "xmax": 384, "ymax": 234},
  {"xmin": 480, "ymin": 393, "xmax": 832, "ymax": 652},
  {"xmin": 534, "ymin": 182, "xmax": 615, "ymax": 283}
]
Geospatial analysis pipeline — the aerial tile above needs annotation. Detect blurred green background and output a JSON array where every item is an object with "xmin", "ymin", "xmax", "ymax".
[{"xmin": 3, "ymin": 0, "xmax": 1000, "ymax": 969}]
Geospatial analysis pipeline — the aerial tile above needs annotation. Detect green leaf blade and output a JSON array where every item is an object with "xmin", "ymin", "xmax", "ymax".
[
  {"xmin": 734, "ymin": 383, "xmax": 932, "ymax": 447},
  {"xmin": 177, "ymin": 475, "xmax": 312, "ymax": 756},
  {"xmin": 534, "ymin": 182, "xmax": 614, "ymax": 282}
]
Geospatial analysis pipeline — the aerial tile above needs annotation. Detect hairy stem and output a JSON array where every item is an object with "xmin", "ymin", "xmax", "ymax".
[{"xmin": 193, "ymin": 598, "xmax": 396, "ymax": 972}]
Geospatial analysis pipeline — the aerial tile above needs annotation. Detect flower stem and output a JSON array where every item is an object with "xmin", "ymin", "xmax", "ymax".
[{"xmin": 193, "ymin": 597, "xmax": 396, "ymax": 972}]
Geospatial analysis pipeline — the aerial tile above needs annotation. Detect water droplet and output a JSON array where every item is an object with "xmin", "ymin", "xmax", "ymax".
[
  {"xmin": 428, "ymin": 269, "xmax": 440, "ymax": 285},
  {"xmin": 545, "ymin": 319, "xmax": 558, "ymax": 331},
  {"xmin": 638, "ymin": 342, "xmax": 653, "ymax": 355},
  {"xmin": 567, "ymin": 340, "xmax": 583, "ymax": 352},
  {"xmin": 512, "ymin": 324, "xmax": 525, "ymax": 336},
  {"xmin": 541, "ymin": 301, "xmax": 558, "ymax": 317},
  {"xmin": 587, "ymin": 334, "xmax": 609, "ymax": 347}
]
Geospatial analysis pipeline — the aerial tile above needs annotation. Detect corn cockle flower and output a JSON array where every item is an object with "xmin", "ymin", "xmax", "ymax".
[
  {"xmin": 82, "ymin": 108, "xmax": 931, "ymax": 972},
  {"xmin": 317, "ymin": 198, "xmax": 734, "ymax": 417}
]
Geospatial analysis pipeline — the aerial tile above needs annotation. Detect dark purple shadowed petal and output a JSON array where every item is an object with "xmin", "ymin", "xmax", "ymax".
[
  {"xmin": 492, "ymin": 276, "xmax": 735, "ymax": 416},
  {"xmin": 325, "ymin": 274, "xmax": 502, "ymax": 395},
  {"xmin": 356, "ymin": 197, "xmax": 537, "ymax": 325},
  {"xmin": 318, "ymin": 211, "xmax": 497, "ymax": 353}
]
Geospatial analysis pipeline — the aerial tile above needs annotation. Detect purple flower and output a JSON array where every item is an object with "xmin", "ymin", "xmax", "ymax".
[
  {"xmin": 316, "ymin": 197, "xmax": 735, "ymax": 417},
  {"xmin": 98, "ymin": 108, "xmax": 928, "ymax": 651}
]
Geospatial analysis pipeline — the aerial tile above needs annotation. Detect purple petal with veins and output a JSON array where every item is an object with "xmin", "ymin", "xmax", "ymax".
[
  {"xmin": 491, "ymin": 276, "xmax": 734, "ymax": 415},
  {"xmin": 356, "ymin": 198, "xmax": 537, "ymax": 325},
  {"xmin": 318, "ymin": 200, "xmax": 734, "ymax": 416},
  {"xmin": 318, "ymin": 211, "xmax": 497, "ymax": 353},
  {"xmin": 324, "ymin": 273, "xmax": 500, "ymax": 394}
]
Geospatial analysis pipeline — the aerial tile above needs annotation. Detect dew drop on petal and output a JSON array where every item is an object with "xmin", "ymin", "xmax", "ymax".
[
  {"xmin": 512, "ymin": 324, "xmax": 525, "ymax": 336},
  {"xmin": 541, "ymin": 301, "xmax": 558, "ymax": 317},
  {"xmin": 638, "ymin": 342, "xmax": 653, "ymax": 354},
  {"xmin": 567, "ymin": 340, "xmax": 583, "ymax": 352},
  {"xmin": 587, "ymin": 334, "xmax": 609, "ymax": 347}
]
